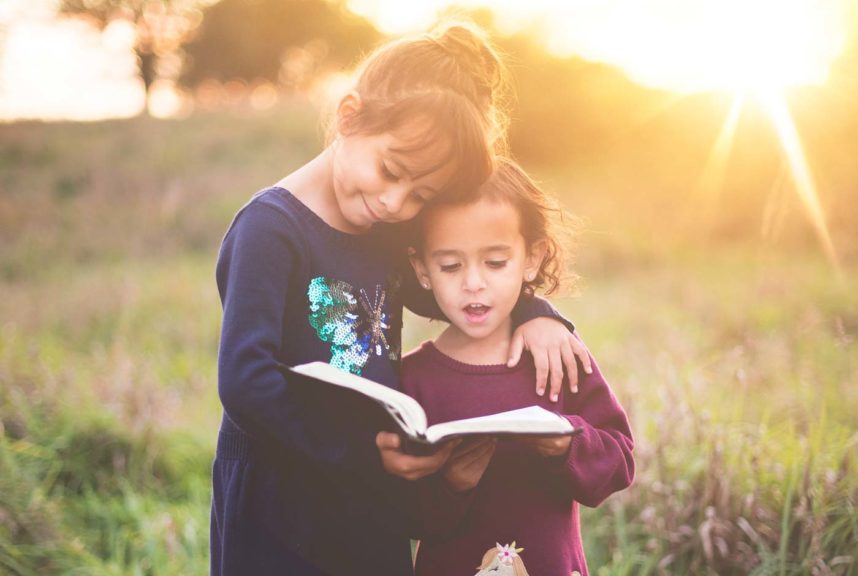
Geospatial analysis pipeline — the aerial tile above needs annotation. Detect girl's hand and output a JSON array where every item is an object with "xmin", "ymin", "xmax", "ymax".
[
  {"xmin": 508, "ymin": 318, "xmax": 592, "ymax": 402},
  {"xmin": 521, "ymin": 434, "xmax": 572, "ymax": 458},
  {"xmin": 376, "ymin": 432, "xmax": 457, "ymax": 481},
  {"xmin": 443, "ymin": 437, "xmax": 496, "ymax": 492}
]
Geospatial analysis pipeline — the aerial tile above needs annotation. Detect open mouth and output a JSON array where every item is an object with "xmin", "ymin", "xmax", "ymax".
[{"xmin": 463, "ymin": 304, "xmax": 490, "ymax": 322}]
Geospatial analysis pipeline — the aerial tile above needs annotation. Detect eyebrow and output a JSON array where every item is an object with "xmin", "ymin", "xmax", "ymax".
[
  {"xmin": 430, "ymin": 245, "xmax": 512, "ymax": 258},
  {"xmin": 430, "ymin": 249, "xmax": 462, "ymax": 258}
]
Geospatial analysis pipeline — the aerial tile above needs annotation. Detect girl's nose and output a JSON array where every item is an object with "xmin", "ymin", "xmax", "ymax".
[
  {"xmin": 378, "ymin": 185, "xmax": 409, "ymax": 216},
  {"xmin": 463, "ymin": 267, "xmax": 487, "ymax": 292}
]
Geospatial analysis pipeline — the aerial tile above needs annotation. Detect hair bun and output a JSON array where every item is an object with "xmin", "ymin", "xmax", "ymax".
[{"xmin": 430, "ymin": 23, "xmax": 504, "ymax": 106}]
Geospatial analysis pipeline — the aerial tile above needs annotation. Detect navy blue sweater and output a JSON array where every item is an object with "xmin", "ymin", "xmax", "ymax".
[{"xmin": 211, "ymin": 187, "xmax": 572, "ymax": 576}]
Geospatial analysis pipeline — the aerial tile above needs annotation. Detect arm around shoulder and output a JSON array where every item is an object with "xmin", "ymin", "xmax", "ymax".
[{"xmin": 540, "ymin": 350, "xmax": 635, "ymax": 507}]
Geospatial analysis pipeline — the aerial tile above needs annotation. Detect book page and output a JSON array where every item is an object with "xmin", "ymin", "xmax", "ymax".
[{"xmin": 423, "ymin": 405, "xmax": 573, "ymax": 444}]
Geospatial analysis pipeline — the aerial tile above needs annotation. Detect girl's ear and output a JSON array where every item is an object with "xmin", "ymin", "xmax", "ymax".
[
  {"xmin": 523, "ymin": 239, "xmax": 548, "ymax": 283},
  {"xmin": 336, "ymin": 91, "xmax": 362, "ymax": 134},
  {"xmin": 408, "ymin": 247, "xmax": 432, "ymax": 290}
]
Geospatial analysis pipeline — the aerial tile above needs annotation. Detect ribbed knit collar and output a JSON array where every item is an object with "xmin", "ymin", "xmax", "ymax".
[{"xmin": 419, "ymin": 340, "xmax": 531, "ymax": 376}]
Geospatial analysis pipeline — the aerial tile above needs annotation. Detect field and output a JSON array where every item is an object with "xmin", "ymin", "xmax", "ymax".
[{"xmin": 1, "ymin": 104, "xmax": 855, "ymax": 575}]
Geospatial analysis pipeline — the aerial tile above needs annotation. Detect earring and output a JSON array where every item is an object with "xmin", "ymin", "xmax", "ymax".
[
  {"xmin": 421, "ymin": 282, "xmax": 430, "ymax": 289},
  {"xmin": 526, "ymin": 273, "xmax": 535, "ymax": 281}
]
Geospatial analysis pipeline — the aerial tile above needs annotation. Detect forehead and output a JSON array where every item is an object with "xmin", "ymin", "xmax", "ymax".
[{"xmin": 423, "ymin": 198, "xmax": 522, "ymax": 251}]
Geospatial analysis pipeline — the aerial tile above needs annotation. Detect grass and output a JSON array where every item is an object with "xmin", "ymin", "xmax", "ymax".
[{"xmin": 1, "ymin": 105, "xmax": 856, "ymax": 575}]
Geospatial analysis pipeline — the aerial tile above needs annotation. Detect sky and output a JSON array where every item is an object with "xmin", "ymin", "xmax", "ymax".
[{"xmin": 0, "ymin": 0, "xmax": 850, "ymax": 120}]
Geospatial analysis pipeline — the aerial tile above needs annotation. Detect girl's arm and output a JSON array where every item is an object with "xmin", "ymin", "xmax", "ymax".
[
  {"xmin": 523, "ymin": 339, "xmax": 635, "ymax": 507},
  {"xmin": 218, "ymin": 201, "xmax": 356, "ymax": 466},
  {"xmin": 217, "ymin": 201, "xmax": 428, "ymax": 529}
]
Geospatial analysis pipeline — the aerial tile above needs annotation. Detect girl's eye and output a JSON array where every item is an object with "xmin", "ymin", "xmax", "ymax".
[
  {"xmin": 439, "ymin": 263, "xmax": 461, "ymax": 273},
  {"xmin": 380, "ymin": 162, "xmax": 398, "ymax": 181},
  {"xmin": 486, "ymin": 260, "xmax": 508, "ymax": 269}
]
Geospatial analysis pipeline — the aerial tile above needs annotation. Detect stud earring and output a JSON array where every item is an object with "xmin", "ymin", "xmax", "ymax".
[{"xmin": 421, "ymin": 282, "xmax": 430, "ymax": 289}]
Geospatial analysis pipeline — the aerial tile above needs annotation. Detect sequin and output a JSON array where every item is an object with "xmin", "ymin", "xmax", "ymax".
[{"xmin": 307, "ymin": 275, "xmax": 400, "ymax": 375}]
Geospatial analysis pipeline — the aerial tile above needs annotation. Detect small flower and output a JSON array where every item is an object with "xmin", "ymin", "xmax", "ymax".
[{"xmin": 496, "ymin": 542, "xmax": 523, "ymax": 565}]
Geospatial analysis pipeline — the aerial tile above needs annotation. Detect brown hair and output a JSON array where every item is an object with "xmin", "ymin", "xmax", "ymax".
[
  {"xmin": 336, "ymin": 22, "xmax": 509, "ymax": 199},
  {"xmin": 416, "ymin": 157, "xmax": 577, "ymax": 297}
]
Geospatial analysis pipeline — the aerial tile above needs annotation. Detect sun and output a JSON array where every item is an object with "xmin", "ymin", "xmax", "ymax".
[
  {"xmin": 539, "ymin": 0, "xmax": 847, "ymax": 271},
  {"xmin": 539, "ymin": 0, "xmax": 846, "ymax": 96}
]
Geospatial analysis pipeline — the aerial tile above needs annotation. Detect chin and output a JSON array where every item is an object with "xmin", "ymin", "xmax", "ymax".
[{"xmin": 459, "ymin": 325, "xmax": 497, "ymax": 341}]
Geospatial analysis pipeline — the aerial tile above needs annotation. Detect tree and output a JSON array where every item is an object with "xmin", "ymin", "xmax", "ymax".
[
  {"xmin": 179, "ymin": 0, "xmax": 379, "ymax": 89},
  {"xmin": 59, "ymin": 0, "xmax": 214, "ymax": 114}
]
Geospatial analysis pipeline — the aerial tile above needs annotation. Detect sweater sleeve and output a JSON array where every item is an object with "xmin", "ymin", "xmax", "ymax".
[
  {"xmin": 216, "ymin": 202, "xmax": 390, "ymax": 485},
  {"xmin": 538, "ymin": 344, "xmax": 635, "ymax": 507}
]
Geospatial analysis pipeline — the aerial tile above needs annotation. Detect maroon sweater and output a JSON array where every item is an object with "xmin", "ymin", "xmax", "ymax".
[{"xmin": 402, "ymin": 341, "xmax": 634, "ymax": 576}]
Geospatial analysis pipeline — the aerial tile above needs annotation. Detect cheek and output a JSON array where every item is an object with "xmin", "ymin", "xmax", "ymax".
[
  {"xmin": 428, "ymin": 275, "xmax": 458, "ymax": 303},
  {"xmin": 498, "ymin": 269, "xmax": 527, "ymax": 295},
  {"xmin": 389, "ymin": 201, "xmax": 424, "ymax": 223}
]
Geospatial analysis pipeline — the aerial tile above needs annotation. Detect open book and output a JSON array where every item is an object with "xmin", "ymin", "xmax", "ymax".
[{"xmin": 285, "ymin": 361, "xmax": 576, "ymax": 454}]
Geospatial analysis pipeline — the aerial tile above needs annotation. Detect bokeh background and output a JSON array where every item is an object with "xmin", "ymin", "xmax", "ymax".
[{"xmin": 1, "ymin": 0, "xmax": 856, "ymax": 574}]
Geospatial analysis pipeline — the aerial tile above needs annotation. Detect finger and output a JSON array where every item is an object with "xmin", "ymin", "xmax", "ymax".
[
  {"xmin": 403, "ymin": 448, "xmax": 453, "ymax": 480},
  {"xmin": 453, "ymin": 437, "xmax": 494, "ymax": 455},
  {"xmin": 533, "ymin": 349, "xmax": 549, "ymax": 396},
  {"xmin": 571, "ymin": 335, "xmax": 592, "ymax": 374},
  {"xmin": 434, "ymin": 440, "xmax": 457, "ymax": 462},
  {"xmin": 376, "ymin": 431, "xmax": 401, "ymax": 450},
  {"xmin": 448, "ymin": 439, "xmax": 493, "ymax": 464},
  {"xmin": 560, "ymin": 338, "xmax": 579, "ymax": 394},
  {"xmin": 547, "ymin": 347, "xmax": 563, "ymax": 402},
  {"xmin": 452, "ymin": 440, "xmax": 496, "ymax": 470},
  {"xmin": 411, "ymin": 442, "xmax": 455, "ymax": 470},
  {"xmin": 507, "ymin": 332, "xmax": 525, "ymax": 367}
]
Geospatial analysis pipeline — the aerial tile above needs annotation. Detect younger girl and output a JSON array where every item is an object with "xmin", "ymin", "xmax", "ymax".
[
  {"xmin": 404, "ymin": 158, "xmax": 635, "ymax": 576},
  {"xmin": 211, "ymin": 24, "xmax": 589, "ymax": 576}
]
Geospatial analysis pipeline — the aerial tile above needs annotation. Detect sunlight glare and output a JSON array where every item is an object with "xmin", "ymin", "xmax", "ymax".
[
  {"xmin": 347, "ymin": 0, "xmax": 846, "ymax": 94},
  {"xmin": 0, "ymin": 17, "xmax": 143, "ymax": 121},
  {"xmin": 541, "ymin": 0, "xmax": 846, "ymax": 94},
  {"xmin": 693, "ymin": 96, "xmax": 744, "ymax": 222},
  {"xmin": 759, "ymin": 92, "xmax": 841, "ymax": 271}
]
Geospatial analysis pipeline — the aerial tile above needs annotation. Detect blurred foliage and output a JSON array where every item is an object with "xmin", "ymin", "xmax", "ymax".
[
  {"xmin": 59, "ymin": 0, "xmax": 217, "ymax": 112},
  {"xmin": 179, "ymin": 0, "xmax": 379, "ymax": 88}
]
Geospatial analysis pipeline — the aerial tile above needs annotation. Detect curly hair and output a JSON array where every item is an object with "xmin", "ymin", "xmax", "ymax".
[{"xmin": 415, "ymin": 157, "xmax": 577, "ymax": 296}]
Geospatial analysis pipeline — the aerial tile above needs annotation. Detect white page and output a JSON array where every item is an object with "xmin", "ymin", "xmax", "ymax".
[{"xmin": 423, "ymin": 405, "xmax": 573, "ymax": 444}]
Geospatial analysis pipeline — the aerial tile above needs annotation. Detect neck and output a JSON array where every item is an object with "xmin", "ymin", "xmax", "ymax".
[
  {"xmin": 277, "ymin": 147, "xmax": 358, "ymax": 232},
  {"xmin": 433, "ymin": 319, "xmax": 513, "ymax": 365}
]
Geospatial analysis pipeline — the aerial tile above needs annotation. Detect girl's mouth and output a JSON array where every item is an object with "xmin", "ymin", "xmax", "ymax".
[
  {"xmin": 361, "ymin": 194, "xmax": 382, "ymax": 221},
  {"xmin": 463, "ymin": 304, "xmax": 490, "ymax": 323}
]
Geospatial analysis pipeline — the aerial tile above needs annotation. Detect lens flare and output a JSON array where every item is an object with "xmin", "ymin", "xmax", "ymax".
[{"xmin": 758, "ymin": 92, "xmax": 841, "ymax": 272}]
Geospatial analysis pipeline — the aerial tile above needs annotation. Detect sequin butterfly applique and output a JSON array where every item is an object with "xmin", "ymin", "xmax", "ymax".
[{"xmin": 307, "ymin": 275, "xmax": 401, "ymax": 375}]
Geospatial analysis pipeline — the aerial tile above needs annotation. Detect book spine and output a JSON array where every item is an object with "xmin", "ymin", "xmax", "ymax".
[{"xmin": 400, "ymin": 435, "xmax": 441, "ymax": 456}]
